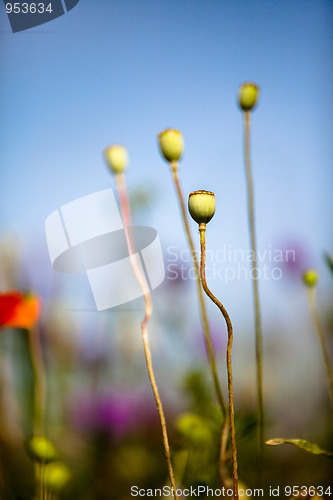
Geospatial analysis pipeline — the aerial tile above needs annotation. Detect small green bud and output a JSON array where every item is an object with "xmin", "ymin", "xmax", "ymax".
[
  {"xmin": 188, "ymin": 190, "xmax": 215, "ymax": 225},
  {"xmin": 104, "ymin": 144, "xmax": 129, "ymax": 174},
  {"xmin": 26, "ymin": 436, "xmax": 57, "ymax": 463},
  {"xmin": 44, "ymin": 462, "xmax": 71, "ymax": 491},
  {"xmin": 176, "ymin": 413, "xmax": 212, "ymax": 446},
  {"xmin": 157, "ymin": 128, "xmax": 184, "ymax": 163},
  {"xmin": 303, "ymin": 269, "xmax": 319, "ymax": 288},
  {"xmin": 238, "ymin": 82, "xmax": 260, "ymax": 112}
]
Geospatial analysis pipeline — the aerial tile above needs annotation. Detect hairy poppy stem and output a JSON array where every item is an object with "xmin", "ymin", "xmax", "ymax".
[
  {"xmin": 115, "ymin": 172, "xmax": 179, "ymax": 499},
  {"xmin": 199, "ymin": 224, "xmax": 239, "ymax": 500},
  {"xmin": 171, "ymin": 163, "xmax": 230, "ymax": 486},
  {"xmin": 243, "ymin": 111, "xmax": 264, "ymax": 485}
]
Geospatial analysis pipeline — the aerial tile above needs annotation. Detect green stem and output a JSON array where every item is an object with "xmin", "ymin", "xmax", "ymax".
[
  {"xmin": 115, "ymin": 173, "xmax": 180, "ymax": 499},
  {"xmin": 33, "ymin": 462, "xmax": 41, "ymax": 500},
  {"xmin": 171, "ymin": 164, "xmax": 230, "ymax": 486},
  {"xmin": 307, "ymin": 287, "xmax": 333, "ymax": 409},
  {"xmin": 28, "ymin": 326, "xmax": 47, "ymax": 499},
  {"xmin": 28, "ymin": 326, "xmax": 46, "ymax": 436},
  {"xmin": 41, "ymin": 462, "xmax": 46, "ymax": 500},
  {"xmin": 243, "ymin": 111, "xmax": 264, "ymax": 484},
  {"xmin": 199, "ymin": 225, "xmax": 239, "ymax": 500}
]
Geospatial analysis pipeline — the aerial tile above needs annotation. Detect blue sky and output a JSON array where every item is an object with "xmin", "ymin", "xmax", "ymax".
[{"xmin": 0, "ymin": 1, "xmax": 332, "ymax": 327}]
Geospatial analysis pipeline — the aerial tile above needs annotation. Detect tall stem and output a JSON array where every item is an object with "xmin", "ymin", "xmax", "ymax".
[
  {"xmin": 307, "ymin": 287, "xmax": 333, "ymax": 409},
  {"xmin": 199, "ymin": 225, "xmax": 239, "ymax": 500},
  {"xmin": 115, "ymin": 173, "xmax": 179, "ymax": 499},
  {"xmin": 28, "ymin": 326, "xmax": 46, "ymax": 436},
  {"xmin": 27, "ymin": 326, "xmax": 47, "ymax": 499},
  {"xmin": 243, "ymin": 111, "xmax": 264, "ymax": 484},
  {"xmin": 171, "ymin": 164, "xmax": 230, "ymax": 485}
]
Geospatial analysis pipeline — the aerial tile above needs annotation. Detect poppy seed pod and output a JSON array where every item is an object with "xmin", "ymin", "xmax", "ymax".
[
  {"xmin": 104, "ymin": 144, "xmax": 128, "ymax": 174},
  {"xmin": 158, "ymin": 128, "xmax": 184, "ymax": 163},
  {"xmin": 238, "ymin": 82, "xmax": 260, "ymax": 112},
  {"xmin": 188, "ymin": 190, "xmax": 216, "ymax": 225},
  {"xmin": 303, "ymin": 269, "xmax": 319, "ymax": 288}
]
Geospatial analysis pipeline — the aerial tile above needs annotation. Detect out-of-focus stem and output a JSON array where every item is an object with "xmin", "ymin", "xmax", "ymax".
[
  {"xmin": 243, "ymin": 111, "xmax": 264, "ymax": 484},
  {"xmin": 170, "ymin": 163, "xmax": 229, "ymax": 485},
  {"xmin": 27, "ymin": 326, "xmax": 46, "ymax": 436},
  {"xmin": 199, "ymin": 224, "xmax": 239, "ymax": 500},
  {"xmin": 115, "ymin": 173, "xmax": 179, "ymax": 499},
  {"xmin": 28, "ymin": 326, "xmax": 47, "ymax": 500},
  {"xmin": 307, "ymin": 287, "xmax": 333, "ymax": 409}
]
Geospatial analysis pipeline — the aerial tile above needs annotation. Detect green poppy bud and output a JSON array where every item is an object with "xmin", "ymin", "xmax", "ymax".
[
  {"xmin": 44, "ymin": 462, "xmax": 71, "ymax": 491},
  {"xmin": 104, "ymin": 144, "xmax": 129, "ymax": 174},
  {"xmin": 26, "ymin": 436, "xmax": 57, "ymax": 463},
  {"xmin": 157, "ymin": 128, "xmax": 184, "ymax": 163},
  {"xmin": 188, "ymin": 190, "xmax": 216, "ymax": 225},
  {"xmin": 238, "ymin": 82, "xmax": 260, "ymax": 112},
  {"xmin": 303, "ymin": 269, "xmax": 319, "ymax": 288}
]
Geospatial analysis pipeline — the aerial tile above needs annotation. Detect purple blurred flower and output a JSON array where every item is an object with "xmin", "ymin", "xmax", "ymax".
[
  {"xmin": 70, "ymin": 389, "xmax": 158, "ymax": 439},
  {"xmin": 277, "ymin": 239, "xmax": 312, "ymax": 279}
]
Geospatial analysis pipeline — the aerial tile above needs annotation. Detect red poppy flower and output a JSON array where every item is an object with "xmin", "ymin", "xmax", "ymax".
[{"xmin": 0, "ymin": 292, "xmax": 41, "ymax": 330}]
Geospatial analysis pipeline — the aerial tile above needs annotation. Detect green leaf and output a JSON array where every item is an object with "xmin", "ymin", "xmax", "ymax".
[{"xmin": 265, "ymin": 438, "xmax": 333, "ymax": 459}]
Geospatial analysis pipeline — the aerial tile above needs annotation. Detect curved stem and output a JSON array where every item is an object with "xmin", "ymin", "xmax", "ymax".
[
  {"xmin": 243, "ymin": 111, "xmax": 264, "ymax": 485},
  {"xmin": 115, "ymin": 173, "xmax": 179, "ymax": 499},
  {"xmin": 307, "ymin": 287, "xmax": 333, "ymax": 409},
  {"xmin": 199, "ymin": 225, "xmax": 239, "ymax": 500},
  {"xmin": 171, "ymin": 164, "xmax": 229, "ymax": 486}
]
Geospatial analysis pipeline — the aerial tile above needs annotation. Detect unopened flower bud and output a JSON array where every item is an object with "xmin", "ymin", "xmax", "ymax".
[
  {"xmin": 158, "ymin": 128, "xmax": 184, "ymax": 163},
  {"xmin": 188, "ymin": 190, "xmax": 216, "ymax": 225},
  {"xmin": 104, "ymin": 144, "xmax": 128, "ymax": 174},
  {"xmin": 26, "ymin": 436, "xmax": 58, "ymax": 463},
  {"xmin": 176, "ymin": 413, "xmax": 212, "ymax": 446},
  {"xmin": 238, "ymin": 82, "xmax": 260, "ymax": 112},
  {"xmin": 44, "ymin": 462, "xmax": 71, "ymax": 491},
  {"xmin": 303, "ymin": 269, "xmax": 319, "ymax": 288}
]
